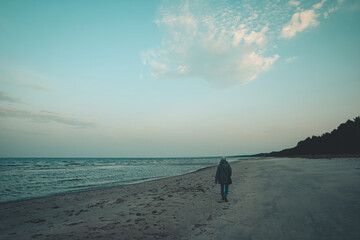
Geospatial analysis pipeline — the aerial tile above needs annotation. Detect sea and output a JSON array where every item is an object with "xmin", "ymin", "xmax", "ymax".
[{"xmin": 0, "ymin": 157, "xmax": 239, "ymax": 203}]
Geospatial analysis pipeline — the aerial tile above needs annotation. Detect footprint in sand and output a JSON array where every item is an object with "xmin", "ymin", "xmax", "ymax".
[
  {"xmin": 25, "ymin": 219, "xmax": 46, "ymax": 224},
  {"xmin": 74, "ymin": 209, "xmax": 88, "ymax": 216},
  {"xmin": 31, "ymin": 234, "xmax": 43, "ymax": 238},
  {"xmin": 115, "ymin": 198, "xmax": 124, "ymax": 204},
  {"xmin": 65, "ymin": 221, "xmax": 84, "ymax": 226},
  {"xmin": 135, "ymin": 218, "xmax": 146, "ymax": 224}
]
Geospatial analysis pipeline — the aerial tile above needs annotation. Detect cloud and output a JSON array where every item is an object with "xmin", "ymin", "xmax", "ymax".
[
  {"xmin": 288, "ymin": 0, "xmax": 301, "ymax": 7},
  {"xmin": 0, "ymin": 66, "xmax": 50, "ymax": 91},
  {"xmin": 17, "ymin": 81, "xmax": 49, "ymax": 91},
  {"xmin": 0, "ymin": 127, "xmax": 50, "ymax": 136},
  {"xmin": 0, "ymin": 107, "xmax": 97, "ymax": 128},
  {"xmin": 281, "ymin": 0, "xmax": 344, "ymax": 38},
  {"xmin": 0, "ymin": 91, "xmax": 24, "ymax": 104},
  {"xmin": 142, "ymin": 0, "xmax": 344, "ymax": 86},
  {"xmin": 313, "ymin": 0, "xmax": 327, "ymax": 10},
  {"xmin": 324, "ymin": 0, "xmax": 345, "ymax": 18},
  {"xmin": 345, "ymin": 1, "xmax": 360, "ymax": 12},
  {"xmin": 142, "ymin": 0, "xmax": 280, "ymax": 87},
  {"xmin": 244, "ymin": 25, "xmax": 269, "ymax": 47},
  {"xmin": 285, "ymin": 56, "xmax": 299, "ymax": 62},
  {"xmin": 0, "ymin": 78, "xmax": 49, "ymax": 91},
  {"xmin": 281, "ymin": 9, "xmax": 319, "ymax": 39}
]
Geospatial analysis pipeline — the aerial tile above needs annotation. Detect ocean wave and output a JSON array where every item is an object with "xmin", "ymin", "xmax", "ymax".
[
  {"xmin": 0, "ymin": 157, "xmax": 236, "ymax": 203},
  {"xmin": 59, "ymin": 178, "xmax": 83, "ymax": 182}
]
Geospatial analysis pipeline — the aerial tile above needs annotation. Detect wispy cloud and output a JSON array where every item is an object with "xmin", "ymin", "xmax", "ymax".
[
  {"xmin": 313, "ymin": 0, "xmax": 327, "ymax": 10},
  {"xmin": 288, "ymin": 0, "xmax": 301, "ymax": 7},
  {"xmin": 324, "ymin": 0, "xmax": 345, "ymax": 18},
  {"xmin": 142, "ymin": 0, "xmax": 343, "ymax": 87},
  {"xmin": 0, "ymin": 91, "xmax": 24, "ymax": 104},
  {"xmin": 345, "ymin": 1, "xmax": 360, "ymax": 12},
  {"xmin": 285, "ymin": 56, "xmax": 299, "ymax": 62},
  {"xmin": 0, "ymin": 77, "xmax": 49, "ymax": 91},
  {"xmin": 16, "ymin": 81, "xmax": 49, "ymax": 91},
  {"xmin": 0, "ymin": 107, "xmax": 97, "ymax": 128},
  {"xmin": 0, "ymin": 127, "xmax": 50, "ymax": 136},
  {"xmin": 0, "ymin": 66, "xmax": 50, "ymax": 91}
]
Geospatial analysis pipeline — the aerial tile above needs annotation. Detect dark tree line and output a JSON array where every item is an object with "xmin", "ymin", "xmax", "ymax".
[{"xmin": 266, "ymin": 116, "xmax": 360, "ymax": 157}]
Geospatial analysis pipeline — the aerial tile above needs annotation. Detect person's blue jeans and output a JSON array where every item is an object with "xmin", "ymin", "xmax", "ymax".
[{"xmin": 221, "ymin": 183, "xmax": 229, "ymax": 197}]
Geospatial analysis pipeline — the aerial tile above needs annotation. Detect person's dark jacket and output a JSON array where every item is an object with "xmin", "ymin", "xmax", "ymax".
[{"xmin": 215, "ymin": 160, "xmax": 232, "ymax": 184}]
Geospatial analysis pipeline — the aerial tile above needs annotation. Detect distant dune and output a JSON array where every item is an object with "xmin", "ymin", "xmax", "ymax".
[{"xmin": 258, "ymin": 116, "xmax": 360, "ymax": 158}]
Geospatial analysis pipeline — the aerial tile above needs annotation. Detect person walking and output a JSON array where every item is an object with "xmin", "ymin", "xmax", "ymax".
[{"xmin": 215, "ymin": 157, "xmax": 232, "ymax": 202}]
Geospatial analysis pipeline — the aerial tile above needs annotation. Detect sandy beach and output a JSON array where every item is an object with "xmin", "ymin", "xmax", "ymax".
[{"xmin": 1, "ymin": 157, "xmax": 360, "ymax": 240}]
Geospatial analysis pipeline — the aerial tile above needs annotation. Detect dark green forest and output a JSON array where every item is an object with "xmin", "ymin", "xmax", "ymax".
[{"xmin": 264, "ymin": 116, "xmax": 360, "ymax": 157}]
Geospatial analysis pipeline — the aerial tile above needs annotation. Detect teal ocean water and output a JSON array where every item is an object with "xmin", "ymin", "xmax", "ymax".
[{"xmin": 0, "ymin": 157, "xmax": 237, "ymax": 203}]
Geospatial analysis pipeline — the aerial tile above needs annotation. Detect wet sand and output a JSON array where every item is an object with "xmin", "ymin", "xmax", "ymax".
[{"xmin": 1, "ymin": 157, "xmax": 359, "ymax": 240}]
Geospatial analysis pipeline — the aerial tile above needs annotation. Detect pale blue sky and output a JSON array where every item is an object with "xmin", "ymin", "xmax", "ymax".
[{"xmin": 0, "ymin": 0, "xmax": 359, "ymax": 157}]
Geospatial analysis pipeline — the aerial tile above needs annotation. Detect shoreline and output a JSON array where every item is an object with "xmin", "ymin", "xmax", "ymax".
[
  {"xmin": 1, "ymin": 157, "xmax": 359, "ymax": 239},
  {"xmin": 0, "ymin": 157, "xmax": 250, "ymax": 205},
  {"xmin": 0, "ymin": 161, "xmax": 224, "ymax": 239},
  {"xmin": 3, "ymin": 154, "xmax": 357, "ymax": 205},
  {"xmin": 0, "ymin": 160, "xmax": 237, "ymax": 205}
]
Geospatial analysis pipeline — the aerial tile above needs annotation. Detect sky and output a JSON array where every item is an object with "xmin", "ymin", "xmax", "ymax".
[{"xmin": 0, "ymin": 0, "xmax": 359, "ymax": 157}]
